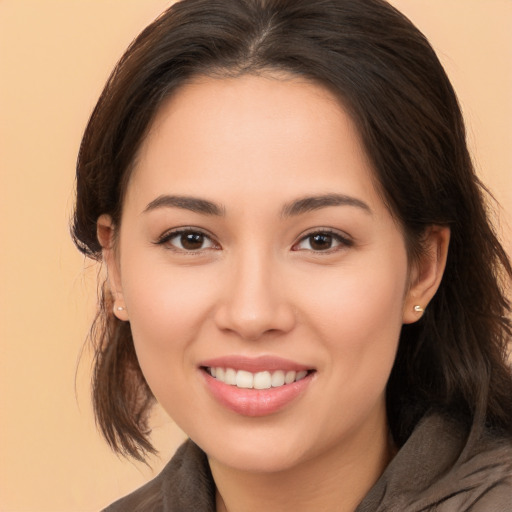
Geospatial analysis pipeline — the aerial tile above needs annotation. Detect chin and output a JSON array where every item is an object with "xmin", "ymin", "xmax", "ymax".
[
  {"xmin": 191, "ymin": 422, "xmax": 319, "ymax": 474},
  {"xmin": 209, "ymin": 444, "xmax": 309, "ymax": 474}
]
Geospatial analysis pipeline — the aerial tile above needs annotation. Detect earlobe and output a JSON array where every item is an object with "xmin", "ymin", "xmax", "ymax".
[
  {"xmin": 97, "ymin": 214, "xmax": 129, "ymax": 322},
  {"xmin": 402, "ymin": 226, "xmax": 450, "ymax": 324}
]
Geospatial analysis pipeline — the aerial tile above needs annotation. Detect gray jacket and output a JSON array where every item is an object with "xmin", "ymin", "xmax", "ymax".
[{"xmin": 104, "ymin": 413, "xmax": 512, "ymax": 511}]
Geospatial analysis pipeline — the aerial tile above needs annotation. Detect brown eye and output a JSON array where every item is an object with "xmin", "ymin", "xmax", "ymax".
[
  {"xmin": 293, "ymin": 231, "xmax": 352, "ymax": 252},
  {"xmin": 309, "ymin": 233, "xmax": 334, "ymax": 251},
  {"xmin": 158, "ymin": 229, "xmax": 217, "ymax": 251},
  {"xmin": 180, "ymin": 232, "xmax": 206, "ymax": 250}
]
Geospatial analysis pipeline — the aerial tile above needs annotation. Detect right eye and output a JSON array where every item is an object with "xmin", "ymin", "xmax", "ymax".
[{"xmin": 156, "ymin": 229, "xmax": 218, "ymax": 252}]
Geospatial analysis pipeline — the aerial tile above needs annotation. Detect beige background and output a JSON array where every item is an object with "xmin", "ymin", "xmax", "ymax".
[{"xmin": 0, "ymin": 1, "xmax": 510, "ymax": 511}]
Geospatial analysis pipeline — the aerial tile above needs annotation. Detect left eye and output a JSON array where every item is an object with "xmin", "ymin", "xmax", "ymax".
[
  {"xmin": 161, "ymin": 230, "xmax": 217, "ymax": 251},
  {"xmin": 293, "ymin": 232, "xmax": 350, "ymax": 252}
]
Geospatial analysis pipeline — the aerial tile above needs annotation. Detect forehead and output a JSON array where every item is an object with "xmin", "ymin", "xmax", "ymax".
[{"xmin": 127, "ymin": 74, "xmax": 383, "ymax": 214}]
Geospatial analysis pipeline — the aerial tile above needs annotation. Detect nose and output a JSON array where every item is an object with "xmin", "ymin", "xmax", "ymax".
[{"xmin": 214, "ymin": 249, "xmax": 296, "ymax": 341}]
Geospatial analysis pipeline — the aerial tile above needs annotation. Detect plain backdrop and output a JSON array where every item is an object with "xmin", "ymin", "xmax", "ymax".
[{"xmin": 0, "ymin": 1, "xmax": 510, "ymax": 511}]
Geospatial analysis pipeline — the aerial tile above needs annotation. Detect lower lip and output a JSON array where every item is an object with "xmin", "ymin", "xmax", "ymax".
[{"xmin": 202, "ymin": 370, "xmax": 314, "ymax": 417}]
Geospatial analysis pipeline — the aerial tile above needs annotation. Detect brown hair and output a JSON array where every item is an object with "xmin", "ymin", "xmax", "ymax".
[{"xmin": 73, "ymin": 0, "xmax": 512, "ymax": 461}]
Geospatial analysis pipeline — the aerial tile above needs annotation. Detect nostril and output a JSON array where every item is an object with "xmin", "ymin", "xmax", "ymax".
[{"xmin": 213, "ymin": 300, "xmax": 296, "ymax": 341}]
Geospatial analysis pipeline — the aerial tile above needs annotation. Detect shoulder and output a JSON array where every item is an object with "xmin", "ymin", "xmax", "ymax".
[
  {"xmin": 102, "ymin": 440, "xmax": 215, "ymax": 512},
  {"xmin": 102, "ymin": 472, "xmax": 164, "ymax": 512},
  {"xmin": 357, "ymin": 413, "xmax": 512, "ymax": 511},
  {"xmin": 434, "ymin": 430, "xmax": 512, "ymax": 511},
  {"xmin": 415, "ymin": 416, "xmax": 512, "ymax": 511}
]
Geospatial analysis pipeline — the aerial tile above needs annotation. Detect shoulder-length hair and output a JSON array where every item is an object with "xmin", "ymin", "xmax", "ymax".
[{"xmin": 72, "ymin": 0, "xmax": 512, "ymax": 461}]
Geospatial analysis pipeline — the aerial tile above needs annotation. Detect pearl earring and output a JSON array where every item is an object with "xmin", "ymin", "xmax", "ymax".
[{"xmin": 414, "ymin": 305, "xmax": 424, "ymax": 313}]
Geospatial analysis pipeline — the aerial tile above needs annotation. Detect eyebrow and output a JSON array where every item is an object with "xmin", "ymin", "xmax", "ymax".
[
  {"xmin": 142, "ymin": 193, "xmax": 371, "ymax": 218},
  {"xmin": 143, "ymin": 195, "xmax": 225, "ymax": 216},
  {"xmin": 281, "ymin": 193, "xmax": 372, "ymax": 217}
]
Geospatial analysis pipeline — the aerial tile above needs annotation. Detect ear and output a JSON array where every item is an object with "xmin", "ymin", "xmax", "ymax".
[
  {"xmin": 402, "ymin": 226, "xmax": 450, "ymax": 324},
  {"xmin": 97, "ymin": 214, "xmax": 129, "ymax": 322}
]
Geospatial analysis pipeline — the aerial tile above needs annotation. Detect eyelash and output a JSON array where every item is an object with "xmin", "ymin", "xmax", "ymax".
[
  {"xmin": 154, "ymin": 228, "xmax": 220, "ymax": 253},
  {"xmin": 155, "ymin": 227, "xmax": 353, "ymax": 254},
  {"xmin": 292, "ymin": 229, "xmax": 354, "ymax": 253}
]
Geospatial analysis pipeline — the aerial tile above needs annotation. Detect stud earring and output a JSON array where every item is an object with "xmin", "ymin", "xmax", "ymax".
[
  {"xmin": 414, "ymin": 305, "xmax": 424, "ymax": 313},
  {"xmin": 113, "ymin": 305, "xmax": 126, "ymax": 314}
]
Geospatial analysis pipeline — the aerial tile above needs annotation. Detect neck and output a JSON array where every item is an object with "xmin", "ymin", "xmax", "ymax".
[{"xmin": 210, "ymin": 413, "xmax": 394, "ymax": 512}]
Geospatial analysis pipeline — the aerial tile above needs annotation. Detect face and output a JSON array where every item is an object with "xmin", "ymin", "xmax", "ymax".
[{"xmin": 105, "ymin": 75, "xmax": 419, "ymax": 474}]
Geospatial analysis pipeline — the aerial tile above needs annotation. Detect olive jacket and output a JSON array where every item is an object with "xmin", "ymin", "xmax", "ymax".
[{"xmin": 103, "ymin": 413, "xmax": 512, "ymax": 511}]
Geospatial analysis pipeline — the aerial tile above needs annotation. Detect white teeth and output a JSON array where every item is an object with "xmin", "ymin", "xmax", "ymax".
[
  {"xmin": 236, "ymin": 370, "xmax": 253, "ymax": 389},
  {"xmin": 285, "ymin": 370, "xmax": 296, "ymax": 384},
  {"xmin": 296, "ymin": 370, "xmax": 308, "ymax": 381},
  {"xmin": 271, "ymin": 370, "xmax": 285, "ymax": 387},
  {"xmin": 253, "ymin": 371, "xmax": 271, "ymax": 390},
  {"xmin": 208, "ymin": 367, "xmax": 310, "ymax": 389},
  {"xmin": 225, "ymin": 368, "xmax": 237, "ymax": 385}
]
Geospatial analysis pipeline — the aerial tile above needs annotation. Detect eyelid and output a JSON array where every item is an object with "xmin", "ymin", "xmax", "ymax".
[
  {"xmin": 154, "ymin": 226, "xmax": 221, "ymax": 251},
  {"xmin": 292, "ymin": 228, "xmax": 354, "ymax": 252}
]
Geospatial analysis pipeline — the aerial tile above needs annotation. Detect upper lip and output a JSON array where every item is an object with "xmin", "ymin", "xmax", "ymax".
[{"xmin": 199, "ymin": 355, "xmax": 313, "ymax": 373}]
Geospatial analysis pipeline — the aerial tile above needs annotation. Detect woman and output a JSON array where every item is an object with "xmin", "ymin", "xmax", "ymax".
[{"xmin": 72, "ymin": 0, "xmax": 512, "ymax": 510}]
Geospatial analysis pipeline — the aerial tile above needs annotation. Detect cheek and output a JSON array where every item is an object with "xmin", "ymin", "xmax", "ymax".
[
  {"xmin": 122, "ymin": 270, "xmax": 217, "ymax": 418},
  {"xmin": 303, "ymin": 255, "xmax": 407, "ymax": 333},
  {"xmin": 119, "ymin": 254, "xmax": 219, "ymax": 381},
  {"xmin": 299, "ymin": 250, "xmax": 408, "ymax": 384}
]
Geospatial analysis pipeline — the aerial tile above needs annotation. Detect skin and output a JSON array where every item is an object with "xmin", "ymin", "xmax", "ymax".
[{"xmin": 98, "ymin": 74, "xmax": 449, "ymax": 512}]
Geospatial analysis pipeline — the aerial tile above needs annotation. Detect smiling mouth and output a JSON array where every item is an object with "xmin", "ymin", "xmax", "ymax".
[{"xmin": 203, "ymin": 367, "xmax": 315, "ymax": 390}]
